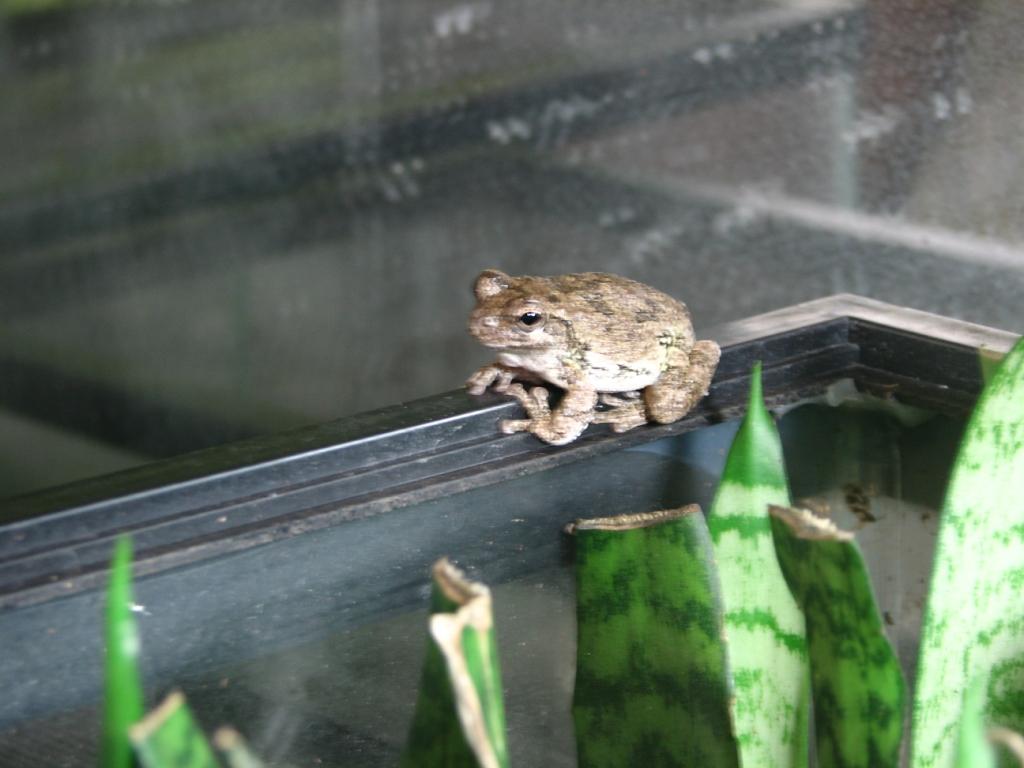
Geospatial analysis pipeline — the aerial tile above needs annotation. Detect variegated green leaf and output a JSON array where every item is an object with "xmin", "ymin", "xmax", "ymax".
[
  {"xmin": 400, "ymin": 559, "xmax": 509, "ymax": 768},
  {"xmin": 771, "ymin": 504, "xmax": 905, "ymax": 767},
  {"xmin": 570, "ymin": 506, "xmax": 740, "ymax": 768},
  {"xmin": 912, "ymin": 335, "xmax": 1024, "ymax": 767},
  {"xmin": 102, "ymin": 535, "xmax": 144, "ymax": 768},
  {"xmin": 129, "ymin": 691, "xmax": 220, "ymax": 768},
  {"xmin": 955, "ymin": 678, "xmax": 997, "ymax": 768},
  {"xmin": 708, "ymin": 362, "xmax": 810, "ymax": 768}
]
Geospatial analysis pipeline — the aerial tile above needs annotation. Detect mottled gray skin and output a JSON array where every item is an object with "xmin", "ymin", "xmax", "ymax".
[{"xmin": 466, "ymin": 269, "xmax": 720, "ymax": 445}]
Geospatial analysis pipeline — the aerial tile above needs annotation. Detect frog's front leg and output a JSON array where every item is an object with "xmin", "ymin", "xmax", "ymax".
[
  {"xmin": 466, "ymin": 362, "xmax": 537, "ymax": 395},
  {"xmin": 500, "ymin": 384, "xmax": 598, "ymax": 446}
]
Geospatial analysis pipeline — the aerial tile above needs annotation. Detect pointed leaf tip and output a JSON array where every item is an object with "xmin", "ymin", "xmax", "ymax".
[
  {"xmin": 750, "ymin": 360, "xmax": 763, "ymax": 403},
  {"xmin": 102, "ymin": 535, "xmax": 144, "ymax": 768},
  {"xmin": 708, "ymin": 361, "xmax": 808, "ymax": 768},
  {"xmin": 746, "ymin": 361, "xmax": 774, "ymax": 424},
  {"xmin": 719, "ymin": 362, "xmax": 786, "ymax": 492},
  {"xmin": 115, "ymin": 534, "xmax": 130, "ymax": 561}
]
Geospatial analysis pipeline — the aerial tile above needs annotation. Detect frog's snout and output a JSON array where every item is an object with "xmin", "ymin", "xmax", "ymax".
[
  {"xmin": 469, "ymin": 306, "xmax": 501, "ymax": 332},
  {"xmin": 468, "ymin": 309, "xmax": 503, "ymax": 346}
]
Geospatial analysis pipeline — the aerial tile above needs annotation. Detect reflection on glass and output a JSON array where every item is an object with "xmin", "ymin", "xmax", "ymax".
[{"xmin": 0, "ymin": 0, "xmax": 1019, "ymax": 493}]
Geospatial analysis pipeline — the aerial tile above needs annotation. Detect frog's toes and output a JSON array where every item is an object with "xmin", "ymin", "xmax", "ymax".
[
  {"xmin": 527, "ymin": 386, "xmax": 551, "ymax": 411},
  {"xmin": 466, "ymin": 367, "xmax": 497, "ymax": 394},
  {"xmin": 500, "ymin": 416, "xmax": 585, "ymax": 445},
  {"xmin": 502, "ymin": 382, "xmax": 528, "ymax": 402},
  {"xmin": 612, "ymin": 413, "xmax": 648, "ymax": 432},
  {"xmin": 504, "ymin": 383, "xmax": 551, "ymax": 419},
  {"xmin": 532, "ymin": 419, "xmax": 591, "ymax": 445},
  {"xmin": 499, "ymin": 418, "xmax": 532, "ymax": 435},
  {"xmin": 490, "ymin": 376, "xmax": 513, "ymax": 394}
]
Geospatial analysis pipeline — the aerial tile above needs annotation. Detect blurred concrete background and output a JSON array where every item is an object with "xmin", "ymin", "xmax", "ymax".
[{"xmin": 2, "ymin": 0, "xmax": 1023, "ymax": 496}]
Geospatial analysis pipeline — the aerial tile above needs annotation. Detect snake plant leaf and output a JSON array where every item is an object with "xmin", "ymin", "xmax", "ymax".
[
  {"xmin": 400, "ymin": 559, "xmax": 509, "ymax": 768},
  {"xmin": 911, "ymin": 335, "xmax": 1024, "ymax": 768},
  {"xmin": 953, "ymin": 678, "xmax": 1024, "ymax": 767},
  {"xmin": 129, "ymin": 691, "xmax": 220, "ymax": 768},
  {"xmin": 400, "ymin": 568, "xmax": 476, "ymax": 768},
  {"xmin": 569, "ymin": 506, "xmax": 740, "ymax": 768},
  {"xmin": 707, "ymin": 362, "xmax": 810, "ymax": 768},
  {"xmin": 101, "ymin": 535, "xmax": 145, "ymax": 768},
  {"xmin": 213, "ymin": 728, "xmax": 266, "ymax": 768},
  {"xmin": 955, "ymin": 678, "xmax": 997, "ymax": 768},
  {"xmin": 770, "ymin": 504, "xmax": 905, "ymax": 768}
]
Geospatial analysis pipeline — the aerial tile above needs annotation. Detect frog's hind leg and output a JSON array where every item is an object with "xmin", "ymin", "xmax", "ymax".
[
  {"xmin": 644, "ymin": 340, "xmax": 720, "ymax": 424},
  {"xmin": 500, "ymin": 384, "xmax": 598, "ymax": 446},
  {"xmin": 591, "ymin": 397, "xmax": 648, "ymax": 433}
]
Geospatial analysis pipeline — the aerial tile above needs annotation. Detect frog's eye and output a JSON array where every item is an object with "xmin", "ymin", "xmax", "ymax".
[{"xmin": 517, "ymin": 311, "xmax": 544, "ymax": 330}]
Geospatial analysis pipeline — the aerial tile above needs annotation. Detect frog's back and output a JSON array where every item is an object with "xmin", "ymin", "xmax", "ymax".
[
  {"xmin": 536, "ymin": 272, "xmax": 692, "ymax": 385},
  {"xmin": 551, "ymin": 271, "xmax": 691, "ymax": 330}
]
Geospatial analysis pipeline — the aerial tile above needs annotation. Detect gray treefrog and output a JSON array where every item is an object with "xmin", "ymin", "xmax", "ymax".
[{"xmin": 466, "ymin": 269, "xmax": 720, "ymax": 445}]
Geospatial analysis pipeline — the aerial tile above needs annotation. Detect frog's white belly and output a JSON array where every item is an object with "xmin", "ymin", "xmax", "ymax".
[
  {"xmin": 497, "ymin": 350, "xmax": 567, "ymax": 385},
  {"xmin": 581, "ymin": 350, "xmax": 660, "ymax": 391},
  {"xmin": 498, "ymin": 349, "xmax": 660, "ymax": 392}
]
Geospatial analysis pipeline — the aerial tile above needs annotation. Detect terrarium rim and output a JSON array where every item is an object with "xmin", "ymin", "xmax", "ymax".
[{"xmin": 0, "ymin": 294, "xmax": 1015, "ymax": 610}]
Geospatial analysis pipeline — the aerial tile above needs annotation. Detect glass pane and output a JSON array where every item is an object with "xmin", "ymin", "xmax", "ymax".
[
  {"xmin": 1, "ymin": 1, "xmax": 1018, "ymax": 491},
  {"xmin": 0, "ymin": 397, "xmax": 963, "ymax": 765}
]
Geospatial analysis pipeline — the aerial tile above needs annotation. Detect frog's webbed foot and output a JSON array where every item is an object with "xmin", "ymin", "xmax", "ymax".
[{"xmin": 500, "ymin": 384, "xmax": 598, "ymax": 446}]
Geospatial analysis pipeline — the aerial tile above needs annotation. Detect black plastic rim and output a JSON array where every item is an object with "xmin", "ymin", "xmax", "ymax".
[{"xmin": 0, "ymin": 293, "xmax": 1016, "ymax": 609}]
